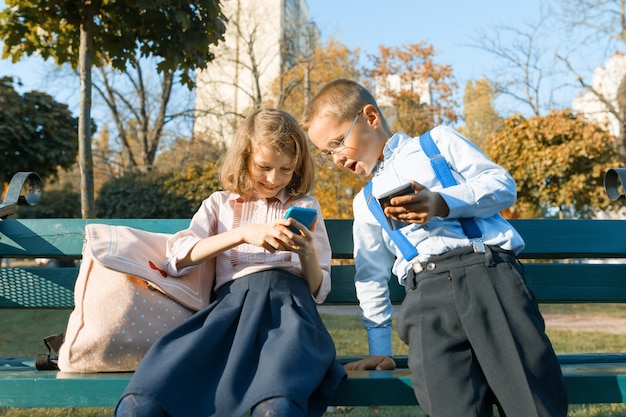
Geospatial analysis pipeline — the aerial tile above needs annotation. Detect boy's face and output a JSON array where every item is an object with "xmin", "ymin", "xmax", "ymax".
[{"xmin": 307, "ymin": 109, "xmax": 385, "ymax": 177}]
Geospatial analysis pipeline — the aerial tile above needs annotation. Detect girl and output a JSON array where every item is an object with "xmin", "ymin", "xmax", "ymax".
[{"xmin": 116, "ymin": 109, "xmax": 346, "ymax": 417}]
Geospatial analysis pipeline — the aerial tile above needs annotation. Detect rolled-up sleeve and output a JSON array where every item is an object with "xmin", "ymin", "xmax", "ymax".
[
  {"xmin": 352, "ymin": 193, "xmax": 397, "ymax": 356},
  {"xmin": 163, "ymin": 198, "xmax": 216, "ymax": 276}
]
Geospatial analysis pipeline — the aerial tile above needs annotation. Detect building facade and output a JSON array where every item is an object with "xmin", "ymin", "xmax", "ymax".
[
  {"xmin": 572, "ymin": 51, "xmax": 626, "ymax": 137},
  {"xmin": 193, "ymin": 0, "xmax": 317, "ymax": 146}
]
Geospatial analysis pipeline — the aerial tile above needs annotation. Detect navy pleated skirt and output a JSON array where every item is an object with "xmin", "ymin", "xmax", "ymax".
[{"xmin": 117, "ymin": 269, "xmax": 346, "ymax": 417}]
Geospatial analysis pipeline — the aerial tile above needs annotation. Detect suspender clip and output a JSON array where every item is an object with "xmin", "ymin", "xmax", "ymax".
[{"xmin": 471, "ymin": 238, "xmax": 486, "ymax": 253}]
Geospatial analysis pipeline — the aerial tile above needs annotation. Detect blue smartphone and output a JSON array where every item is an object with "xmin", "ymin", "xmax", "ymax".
[{"xmin": 284, "ymin": 206, "xmax": 318, "ymax": 233}]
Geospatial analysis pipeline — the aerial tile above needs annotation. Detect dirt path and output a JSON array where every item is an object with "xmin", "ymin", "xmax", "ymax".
[
  {"xmin": 543, "ymin": 314, "xmax": 626, "ymax": 334},
  {"xmin": 319, "ymin": 306, "xmax": 626, "ymax": 334}
]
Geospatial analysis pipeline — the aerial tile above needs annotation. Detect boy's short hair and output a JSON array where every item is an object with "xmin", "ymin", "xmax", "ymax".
[
  {"xmin": 301, "ymin": 79, "xmax": 386, "ymax": 130},
  {"xmin": 220, "ymin": 109, "xmax": 315, "ymax": 197}
]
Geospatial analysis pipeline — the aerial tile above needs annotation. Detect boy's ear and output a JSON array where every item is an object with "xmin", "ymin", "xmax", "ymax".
[{"xmin": 362, "ymin": 104, "xmax": 381, "ymax": 128}]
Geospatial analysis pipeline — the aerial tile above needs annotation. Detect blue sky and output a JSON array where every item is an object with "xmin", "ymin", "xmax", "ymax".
[
  {"xmin": 308, "ymin": 0, "xmax": 542, "ymax": 81},
  {"xmin": 308, "ymin": 0, "xmax": 598, "ymax": 115},
  {"xmin": 0, "ymin": 0, "xmax": 596, "ymax": 118}
]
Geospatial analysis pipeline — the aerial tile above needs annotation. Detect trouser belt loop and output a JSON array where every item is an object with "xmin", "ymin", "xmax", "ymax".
[
  {"xmin": 484, "ymin": 245, "xmax": 495, "ymax": 267},
  {"xmin": 406, "ymin": 269, "xmax": 417, "ymax": 291}
]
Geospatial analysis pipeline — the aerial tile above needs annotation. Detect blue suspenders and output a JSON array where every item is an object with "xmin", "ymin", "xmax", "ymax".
[
  {"xmin": 365, "ymin": 180, "xmax": 419, "ymax": 261},
  {"xmin": 365, "ymin": 130, "xmax": 485, "ymax": 262}
]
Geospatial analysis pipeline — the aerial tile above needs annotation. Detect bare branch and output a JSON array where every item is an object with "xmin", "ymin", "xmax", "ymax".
[{"xmin": 469, "ymin": 16, "xmax": 554, "ymax": 117}]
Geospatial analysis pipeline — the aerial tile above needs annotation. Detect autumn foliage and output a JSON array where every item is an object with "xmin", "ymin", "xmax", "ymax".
[
  {"xmin": 311, "ymin": 163, "xmax": 368, "ymax": 220},
  {"xmin": 484, "ymin": 110, "xmax": 622, "ymax": 218},
  {"xmin": 366, "ymin": 42, "xmax": 458, "ymax": 136}
]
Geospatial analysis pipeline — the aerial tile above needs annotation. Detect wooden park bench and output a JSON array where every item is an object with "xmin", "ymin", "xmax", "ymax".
[{"xmin": 1, "ymin": 171, "xmax": 626, "ymax": 409}]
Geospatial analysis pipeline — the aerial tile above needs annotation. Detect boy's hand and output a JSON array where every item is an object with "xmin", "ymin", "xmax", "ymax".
[
  {"xmin": 384, "ymin": 181, "xmax": 449, "ymax": 224},
  {"xmin": 343, "ymin": 355, "xmax": 396, "ymax": 371}
]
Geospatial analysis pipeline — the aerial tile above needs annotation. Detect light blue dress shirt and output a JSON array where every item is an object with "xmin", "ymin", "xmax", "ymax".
[{"xmin": 352, "ymin": 126, "xmax": 525, "ymax": 356}]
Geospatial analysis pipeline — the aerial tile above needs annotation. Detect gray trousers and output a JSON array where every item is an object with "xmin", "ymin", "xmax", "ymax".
[{"xmin": 397, "ymin": 246, "xmax": 568, "ymax": 417}]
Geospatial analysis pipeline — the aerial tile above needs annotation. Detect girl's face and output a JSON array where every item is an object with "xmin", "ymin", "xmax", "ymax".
[{"xmin": 248, "ymin": 144, "xmax": 296, "ymax": 198}]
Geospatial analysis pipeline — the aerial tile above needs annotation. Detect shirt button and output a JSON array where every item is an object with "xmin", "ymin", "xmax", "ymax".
[{"xmin": 426, "ymin": 262, "xmax": 436, "ymax": 271}]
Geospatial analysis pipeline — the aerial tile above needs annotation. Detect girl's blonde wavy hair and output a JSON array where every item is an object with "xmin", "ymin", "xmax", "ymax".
[{"xmin": 219, "ymin": 109, "xmax": 315, "ymax": 197}]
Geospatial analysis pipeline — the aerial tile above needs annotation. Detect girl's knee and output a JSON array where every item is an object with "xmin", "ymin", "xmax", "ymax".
[
  {"xmin": 116, "ymin": 394, "xmax": 168, "ymax": 417},
  {"xmin": 251, "ymin": 396, "xmax": 305, "ymax": 417}
]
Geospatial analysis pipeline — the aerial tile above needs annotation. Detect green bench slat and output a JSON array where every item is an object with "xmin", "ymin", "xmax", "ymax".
[
  {"xmin": 0, "ymin": 219, "xmax": 191, "ymax": 258},
  {"xmin": 3, "ymin": 354, "xmax": 626, "ymax": 407},
  {"xmin": 525, "ymin": 263, "xmax": 626, "ymax": 303},
  {"xmin": 328, "ymin": 264, "xmax": 626, "ymax": 304},
  {"xmin": 0, "ymin": 368, "xmax": 134, "ymax": 408},
  {"xmin": 4, "ymin": 218, "xmax": 626, "ymax": 259},
  {"xmin": 4, "ymin": 263, "xmax": 626, "ymax": 308},
  {"xmin": 512, "ymin": 219, "xmax": 626, "ymax": 258},
  {"xmin": 328, "ymin": 219, "xmax": 626, "ymax": 258},
  {"xmin": 324, "ymin": 219, "xmax": 354, "ymax": 259}
]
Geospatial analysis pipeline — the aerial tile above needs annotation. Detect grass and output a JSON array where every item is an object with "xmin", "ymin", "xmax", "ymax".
[{"xmin": 2, "ymin": 305, "xmax": 626, "ymax": 416}]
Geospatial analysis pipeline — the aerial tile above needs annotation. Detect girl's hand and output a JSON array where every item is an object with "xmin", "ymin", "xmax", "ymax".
[
  {"xmin": 275, "ymin": 217, "xmax": 317, "ymax": 255},
  {"xmin": 238, "ymin": 218, "xmax": 322, "ymax": 296},
  {"xmin": 236, "ymin": 222, "xmax": 286, "ymax": 253},
  {"xmin": 276, "ymin": 217, "xmax": 322, "ymax": 296},
  {"xmin": 238, "ymin": 218, "xmax": 315, "ymax": 253},
  {"xmin": 383, "ymin": 181, "xmax": 450, "ymax": 224},
  {"xmin": 182, "ymin": 216, "xmax": 319, "ymax": 269}
]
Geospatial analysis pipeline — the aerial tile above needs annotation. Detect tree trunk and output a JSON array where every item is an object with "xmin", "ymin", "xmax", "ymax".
[
  {"xmin": 78, "ymin": 4, "xmax": 96, "ymax": 218},
  {"xmin": 146, "ymin": 72, "xmax": 174, "ymax": 168},
  {"xmin": 616, "ymin": 74, "xmax": 626, "ymax": 162}
]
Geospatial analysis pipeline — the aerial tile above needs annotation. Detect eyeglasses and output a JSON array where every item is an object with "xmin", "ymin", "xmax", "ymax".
[{"xmin": 317, "ymin": 111, "xmax": 361, "ymax": 168}]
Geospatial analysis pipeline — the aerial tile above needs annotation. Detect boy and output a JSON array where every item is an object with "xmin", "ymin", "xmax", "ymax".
[{"xmin": 301, "ymin": 79, "xmax": 567, "ymax": 417}]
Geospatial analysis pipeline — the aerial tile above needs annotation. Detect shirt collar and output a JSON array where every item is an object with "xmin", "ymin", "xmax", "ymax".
[
  {"xmin": 375, "ymin": 131, "xmax": 412, "ymax": 175},
  {"xmin": 229, "ymin": 188, "xmax": 292, "ymax": 204}
]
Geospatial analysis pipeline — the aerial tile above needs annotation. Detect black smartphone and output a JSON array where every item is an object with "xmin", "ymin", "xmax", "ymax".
[
  {"xmin": 284, "ymin": 206, "xmax": 318, "ymax": 233},
  {"xmin": 376, "ymin": 183, "xmax": 414, "ymax": 230},
  {"xmin": 377, "ymin": 183, "xmax": 414, "ymax": 210}
]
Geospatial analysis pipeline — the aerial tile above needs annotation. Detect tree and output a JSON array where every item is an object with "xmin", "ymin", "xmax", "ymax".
[
  {"xmin": 95, "ymin": 170, "xmax": 195, "ymax": 219},
  {"xmin": 193, "ymin": 1, "xmax": 279, "ymax": 143},
  {"xmin": 275, "ymin": 39, "xmax": 361, "ymax": 117},
  {"xmin": 0, "ymin": 0, "xmax": 227, "ymax": 218},
  {"xmin": 92, "ymin": 59, "xmax": 187, "ymax": 172},
  {"xmin": 470, "ymin": 17, "xmax": 560, "ymax": 118},
  {"xmin": 194, "ymin": 0, "xmax": 317, "ymax": 145},
  {"xmin": 365, "ymin": 42, "xmax": 458, "ymax": 136},
  {"xmin": 16, "ymin": 185, "xmax": 81, "ymax": 218},
  {"xmin": 164, "ymin": 162, "xmax": 222, "ymax": 212},
  {"xmin": 155, "ymin": 135, "xmax": 225, "ymax": 174},
  {"xmin": 268, "ymin": 37, "xmax": 365, "ymax": 219},
  {"xmin": 95, "ymin": 160, "xmax": 225, "ymax": 218},
  {"xmin": 312, "ymin": 165, "xmax": 368, "ymax": 219},
  {"xmin": 458, "ymin": 79, "xmax": 504, "ymax": 149},
  {"xmin": 0, "ymin": 76, "xmax": 78, "ymax": 185},
  {"xmin": 484, "ymin": 110, "xmax": 622, "ymax": 218},
  {"xmin": 557, "ymin": 0, "xmax": 626, "ymax": 160}
]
